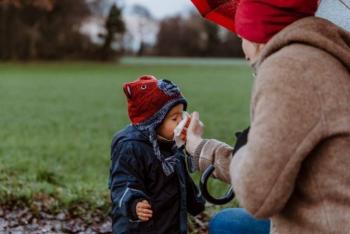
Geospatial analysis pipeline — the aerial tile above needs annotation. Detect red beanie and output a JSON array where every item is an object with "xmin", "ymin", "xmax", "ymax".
[
  {"xmin": 123, "ymin": 75, "xmax": 187, "ymax": 125},
  {"xmin": 191, "ymin": 0, "xmax": 318, "ymax": 43}
]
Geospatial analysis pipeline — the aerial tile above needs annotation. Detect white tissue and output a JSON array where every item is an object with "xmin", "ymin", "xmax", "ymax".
[{"xmin": 174, "ymin": 112, "xmax": 190, "ymax": 147}]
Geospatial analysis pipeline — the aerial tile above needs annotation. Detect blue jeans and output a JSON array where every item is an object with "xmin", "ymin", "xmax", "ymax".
[{"xmin": 209, "ymin": 208, "xmax": 271, "ymax": 234}]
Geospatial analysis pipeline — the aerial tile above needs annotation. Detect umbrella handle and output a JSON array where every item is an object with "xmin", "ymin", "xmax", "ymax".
[{"xmin": 199, "ymin": 165, "xmax": 235, "ymax": 205}]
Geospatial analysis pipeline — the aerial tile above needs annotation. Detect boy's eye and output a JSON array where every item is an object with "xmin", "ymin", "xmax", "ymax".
[{"xmin": 171, "ymin": 114, "xmax": 182, "ymax": 122}]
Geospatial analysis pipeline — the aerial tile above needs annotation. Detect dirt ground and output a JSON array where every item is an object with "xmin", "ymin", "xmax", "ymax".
[
  {"xmin": 0, "ymin": 204, "xmax": 210, "ymax": 234},
  {"xmin": 0, "ymin": 204, "xmax": 111, "ymax": 234}
]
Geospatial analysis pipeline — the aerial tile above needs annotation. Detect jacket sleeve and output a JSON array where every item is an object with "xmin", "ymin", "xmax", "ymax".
[
  {"xmin": 109, "ymin": 141, "xmax": 150, "ymax": 221},
  {"xmin": 230, "ymin": 56, "xmax": 323, "ymax": 218},
  {"xmin": 196, "ymin": 139, "xmax": 234, "ymax": 184},
  {"xmin": 193, "ymin": 128, "xmax": 250, "ymax": 184},
  {"xmin": 185, "ymin": 169, "xmax": 206, "ymax": 216}
]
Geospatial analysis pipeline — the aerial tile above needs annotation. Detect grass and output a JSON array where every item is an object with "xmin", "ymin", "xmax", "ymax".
[{"xmin": 0, "ymin": 57, "xmax": 253, "ymax": 212}]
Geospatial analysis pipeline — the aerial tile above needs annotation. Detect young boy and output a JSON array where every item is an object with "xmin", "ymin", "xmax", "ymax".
[{"xmin": 109, "ymin": 75, "xmax": 205, "ymax": 234}]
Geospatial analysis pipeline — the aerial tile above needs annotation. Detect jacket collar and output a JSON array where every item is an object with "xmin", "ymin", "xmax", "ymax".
[{"xmin": 252, "ymin": 17, "xmax": 350, "ymax": 71}]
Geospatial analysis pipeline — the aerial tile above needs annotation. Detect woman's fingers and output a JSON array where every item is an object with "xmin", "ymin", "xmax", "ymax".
[
  {"xmin": 188, "ymin": 112, "xmax": 199, "ymax": 132},
  {"xmin": 189, "ymin": 112, "xmax": 204, "ymax": 135}
]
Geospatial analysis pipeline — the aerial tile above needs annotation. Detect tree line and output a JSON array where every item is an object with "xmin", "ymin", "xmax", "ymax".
[
  {"xmin": 0, "ymin": 1, "xmax": 243, "ymax": 61},
  {"xmin": 152, "ymin": 13, "xmax": 244, "ymax": 58},
  {"xmin": 0, "ymin": 0, "xmax": 125, "ymax": 61}
]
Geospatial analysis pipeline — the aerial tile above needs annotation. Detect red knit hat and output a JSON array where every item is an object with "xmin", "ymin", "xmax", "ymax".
[
  {"xmin": 123, "ymin": 75, "xmax": 187, "ymax": 125},
  {"xmin": 191, "ymin": 0, "xmax": 318, "ymax": 43}
]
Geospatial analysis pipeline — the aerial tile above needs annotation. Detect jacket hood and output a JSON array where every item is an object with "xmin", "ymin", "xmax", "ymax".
[
  {"xmin": 112, "ymin": 125, "xmax": 150, "ymax": 147},
  {"xmin": 253, "ymin": 17, "xmax": 350, "ymax": 71}
]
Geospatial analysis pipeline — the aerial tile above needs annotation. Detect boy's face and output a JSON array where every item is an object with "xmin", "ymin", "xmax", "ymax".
[{"xmin": 157, "ymin": 104, "xmax": 184, "ymax": 140}]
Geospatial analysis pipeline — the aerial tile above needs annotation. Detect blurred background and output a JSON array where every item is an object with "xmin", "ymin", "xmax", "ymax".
[
  {"xmin": 0, "ymin": 0, "xmax": 251, "ymax": 233},
  {"xmin": 0, "ymin": 0, "xmax": 244, "ymax": 61}
]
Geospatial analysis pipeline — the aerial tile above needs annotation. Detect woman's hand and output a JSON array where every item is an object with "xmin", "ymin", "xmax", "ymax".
[
  {"xmin": 185, "ymin": 112, "xmax": 205, "ymax": 156},
  {"xmin": 136, "ymin": 200, "xmax": 153, "ymax": 221}
]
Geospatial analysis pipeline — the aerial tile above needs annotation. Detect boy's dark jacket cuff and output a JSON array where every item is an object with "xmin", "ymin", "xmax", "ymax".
[{"xmin": 116, "ymin": 187, "xmax": 150, "ymax": 220}]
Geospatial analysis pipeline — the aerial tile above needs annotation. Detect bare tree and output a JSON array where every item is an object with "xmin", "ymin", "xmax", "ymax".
[
  {"xmin": 98, "ymin": 3, "xmax": 125, "ymax": 60},
  {"xmin": 0, "ymin": 0, "xmax": 126, "ymax": 61},
  {"xmin": 130, "ymin": 4, "xmax": 155, "ymax": 56},
  {"xmin": 154, "ymin": 12, "xmax": 243, "ymax": 58},
  {"xmin": 155, "ymin": 14, "xmax": 207, "ymax": 57}
]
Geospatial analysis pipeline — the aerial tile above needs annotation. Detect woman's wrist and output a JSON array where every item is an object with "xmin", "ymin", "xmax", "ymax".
[{"xmin": 190, "ymin": 139, "xmax": 208, "ymax": 171}]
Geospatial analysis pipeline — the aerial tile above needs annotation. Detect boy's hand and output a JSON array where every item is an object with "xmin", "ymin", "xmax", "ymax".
[{"xmin": 136, "ymin": 200, "xmax": 153, "ymax": 221}]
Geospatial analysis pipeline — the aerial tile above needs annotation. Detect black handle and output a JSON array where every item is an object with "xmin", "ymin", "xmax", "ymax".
[{"xmin": 199, "ymin": 165, "xmax": 235, "ymax": 205}]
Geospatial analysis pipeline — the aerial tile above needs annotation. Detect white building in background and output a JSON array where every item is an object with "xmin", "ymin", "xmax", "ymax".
[
  {"xmin": 80, "ymin": 6, "xmax": 160, "ymax": 53},
  {"xmin": 80, "ymin": 16, "xmax": 106, "ymax": 45},
  {"xmin": 123, "ymin": 14, "xmax": 159, "ymax": 52}
]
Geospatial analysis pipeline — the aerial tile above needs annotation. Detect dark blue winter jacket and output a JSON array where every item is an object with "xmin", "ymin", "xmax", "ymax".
[{"xmin": 109, "ymin": 125, "xmax": 205, "ymax": 234}]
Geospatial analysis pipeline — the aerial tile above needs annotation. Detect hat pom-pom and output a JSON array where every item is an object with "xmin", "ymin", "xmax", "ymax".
[{"xmin": 158, "ymin": 79, "xmax": 181, "ymax": 97}]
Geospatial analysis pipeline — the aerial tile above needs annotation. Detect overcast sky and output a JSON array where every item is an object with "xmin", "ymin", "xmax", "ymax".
[{"xmin": 123, "ymin": 0, "xmax": 192, "ymax": 18}]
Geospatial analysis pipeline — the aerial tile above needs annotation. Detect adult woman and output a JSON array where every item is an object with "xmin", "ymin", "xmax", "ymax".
[{"xmin": 186, "ymin": 0, "xmax": 350, "ymax": 233}]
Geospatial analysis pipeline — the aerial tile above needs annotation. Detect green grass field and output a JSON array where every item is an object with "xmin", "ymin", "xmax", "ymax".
[{"xmin": 0, "ymin": 57, "xmax": 253, "ymax": 212}]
